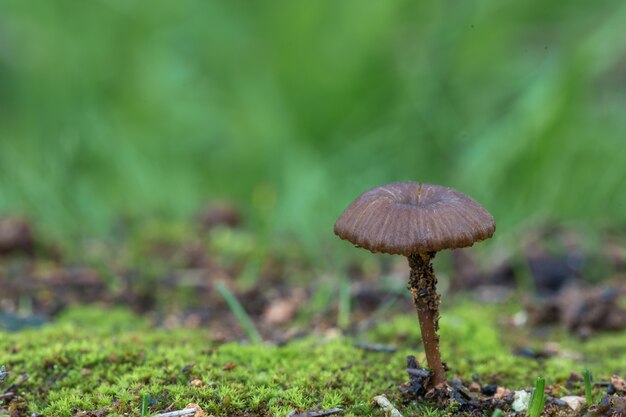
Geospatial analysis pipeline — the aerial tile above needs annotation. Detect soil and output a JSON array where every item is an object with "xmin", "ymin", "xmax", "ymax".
[
  {"xmin": 400, "ymin": 358, "xmax": 626, "ymax": 417},
  {"xmin": 3, "ymin": 215, "xmax": 625, "ymax": 342}
]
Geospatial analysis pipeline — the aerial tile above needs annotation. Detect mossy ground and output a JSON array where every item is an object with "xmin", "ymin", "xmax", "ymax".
[{"xmin": 2, "ymin": 300, "xmax": 625, "ymax": 417}]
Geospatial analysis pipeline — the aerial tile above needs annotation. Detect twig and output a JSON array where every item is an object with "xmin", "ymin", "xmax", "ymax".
[
  {"xmin": 406, "ymin": 368, "xmax": 430, "ymax": 378},
  {"xmin": 353, "ymin": 342, "xmax": 397, "ymax": 353},
  {"xmin": 288, "ymin": 407, "xmax": 343, "ymax": 417},
  {"xmin": 151, "ymin": 409, "xmax": 196, "ymax": 417},
  {"xmin": 372, "ymin": 395, "xmax": 403, "ymax": 417}
]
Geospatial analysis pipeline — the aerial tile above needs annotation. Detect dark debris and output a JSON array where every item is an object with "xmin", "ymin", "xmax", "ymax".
[
  {"xmin": 587, "ymin": 395, "xmax": 626, "ymax": 417},
  {"xmin": 353, "ymin": 342, "xmax": 397, "ymax": 353},
  {"xmin": 0, "ymin": 217, "xmax": 34, "ymax": 257},
  {"xmin": 527, "ymin": 283, "xmax": 626, "ymax": 336}
]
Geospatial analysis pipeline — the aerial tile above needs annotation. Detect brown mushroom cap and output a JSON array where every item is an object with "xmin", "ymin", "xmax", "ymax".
[{"xmin": 334, "ymin": 182, "xmax": 495, "ymax": 255}]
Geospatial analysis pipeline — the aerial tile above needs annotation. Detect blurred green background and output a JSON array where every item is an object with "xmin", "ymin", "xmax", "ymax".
[{"xmin": 1, "ymin": 0, "xmax": 625, "ymax": 247}]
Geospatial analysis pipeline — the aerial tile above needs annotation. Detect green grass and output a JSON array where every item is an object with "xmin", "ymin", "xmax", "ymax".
[
  {"xmin": 1, "ymin": 301, "xmax": 625, "ymax": 416},
  {"xmin": 0, "ymin": 0, "xmax": 626, "ymax": 253},
  {"xmin": 215, "ymin": 281, "xmax": 263, "ymax": 344},
  {"xmin": 141, "ymin": 393, "xmax": 148, "ymax": 417},
  {"xmin": 527, "ymin": 377, "xmax": 546, "ymax": 417},
  {"xmin": 583, "ymin": 369, "xmax": 593, "ymax": 406}
]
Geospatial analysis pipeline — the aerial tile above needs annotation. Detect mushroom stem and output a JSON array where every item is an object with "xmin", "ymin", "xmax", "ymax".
[{"xmin": 407, "ymin": 252, "xmax": 446, "ymax": 387}]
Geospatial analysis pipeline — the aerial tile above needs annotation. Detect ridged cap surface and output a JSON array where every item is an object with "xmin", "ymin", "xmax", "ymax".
[{"xmin": 334, "ymin": 182, "xmax": 495, "ymax": 255}]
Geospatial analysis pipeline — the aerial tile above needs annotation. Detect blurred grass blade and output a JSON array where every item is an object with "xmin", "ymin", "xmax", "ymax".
[
  {"xmin": 583, "ymin": 369, "xmax": 593, "ymax": 405},
  {"xmin": 215, "ymin": 281, "xmax": 262, "ymax": 344},
  {"xmin": 338, "ymin": 277, "xmax": 351, "ymax": 330}
]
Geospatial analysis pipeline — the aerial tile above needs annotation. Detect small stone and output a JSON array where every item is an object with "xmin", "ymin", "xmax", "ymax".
[
  {"xmin": 185, "ymin": 403, "xmax": 207, "ymax": 417},
  {"xmin": 512, "ymin": 310, "xmax": 528, "ymax": 327},
  {"xmin": 494, "ymin": 386, "xmax": 512, "ymax": 399},
  {"xmin": 80, "ymin": 368, "xmax": 90, "ymax": 376},
  {"xmin": 190, "ymin": 379, "xmax": 203, "ymax": 387},
  {"xmin": 568, "ymin": 372, "xmax": 584, "ymax": 383},
  {"xmin": 561, "ymin": 396, "xmax": 585, "ymax": 411},
  {"xmin": 542, "ymin": 342, "xmax": 561, "ymax": 357},
  {"xmin": 481, "ymin": 384, "xmax": 498, "ymax": 396},
  {"xmin": 183, "ymin": 313, "xmax": 202, "ymax": 329},
  {"xmin": 512, "ymin": 390, "xmax": 531, "ymax": 412},
  {"xmin": 469, "ymin": 382, "xmax": 481, "ymax": 392},
  {"xmin": 324, "ymin": 328, "xmax": 342, "ymax": 339},
  {"xmin": 608, "ymin": 383, "xmax": 616, "ymax": 395},
  {"xmin": 263, "ymin": 298, "xmax": 299, "ymax": 325},
  {"xmin": 610, "ymin": 375, "xmax": 626, "ymax": 392}
]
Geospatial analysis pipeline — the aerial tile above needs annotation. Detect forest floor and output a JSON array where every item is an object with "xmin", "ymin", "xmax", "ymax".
[{"xmin": 1, "ymin": 211, "xmax": 626, "ymax": 416}]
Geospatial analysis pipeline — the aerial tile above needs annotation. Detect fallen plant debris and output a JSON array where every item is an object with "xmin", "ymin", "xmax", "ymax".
[
  {"xmin": 372, "ymin": 395, "xmax": 403, "ymax": 417},
  {"xmin": 397, "ymin": 354, "xmax": 626, "ymax": 416},
  {"xmin": 610, "ymin": 375, "xmax": 626, "ymax": 393},
  {"xmin": 0, "ymin": 217, "xmax": 34, "ymax": 257},
  {"xmin": 512, "ymin": 342, "xmax": 582, "ymax": 362},
  {"xmin": 400, "ymin": 355, "xmax": 430, "ymax": 398},
  {"xmin": 353, "ymin": 342, "xmax": 397, "ymax": 353},
  {"xmin": 151, "ymin": 403, "xmax": 206, "ymax": 417},
  {"xmin": 450, "ymin": 249, "xmax": 516, "ymax": 293},
  {"xmin": 586, "ymin": 395, "xmax": 626, "ymax": 417},
  {"xmin": 0, "ymin": 368, "xmax": 28, "ymax": 404},
  {"xmin": 287, "ymin": 407, "xmax": 343, "ymax": 417},
  {"xmin": 1, "ymin": 214, "xmax": 625, "ymax": 345},
  {"xmin": 198, "ymin": 202, "xmax": 241, "ymax": 231},
  {"xmin": 527, "ymin": 283, "xmax": 626, "ymax": 336},
  {"xmin": 0, "ymin": 370, "xmax": 29, "ymax": 416}
]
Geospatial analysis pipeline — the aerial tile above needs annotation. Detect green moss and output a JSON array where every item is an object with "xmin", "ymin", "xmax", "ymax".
[
  {"xmin": 1, "ymin": 301, "xmax": 625, "ymax": 416},
  {"xmin": 1, "ymin": 312, "xmax": 404, "ymax": 416},
  {"xmin": 55, "ymin": 305, "xmax": 150, "ymax": 333}
]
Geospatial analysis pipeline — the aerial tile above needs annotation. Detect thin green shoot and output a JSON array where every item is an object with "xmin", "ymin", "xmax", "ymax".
[
  {"xmin": 141, "ymin": 393, "xmax": 148, "ymax": 417},
  {"xmin": 338, "ymin": 277, "xmax": 351, "ymax": 330},
  {"xmin": 422, "ymin": 407, "xmax": 440, "ymax": 417},
  {"xmin": 238, "ymin": 252, "xmax": 263, "ymax": 290},
  {"xmin": 583, "ymin": 369, "xmax": 593, "ymax": 405},
  {"xmin": 491, "ymin": 409, "xmax": 503, "ymax": 417},
  {"xmin": 527, "ymin": 377, "xmax": 547, "ymax": 417},
  {"xmin": 215, "ymin": 281, "xmax": 262, "ymax": 344}
]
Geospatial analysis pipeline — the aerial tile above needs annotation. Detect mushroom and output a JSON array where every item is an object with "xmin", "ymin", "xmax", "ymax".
[{"xmin": 334, "ymin": 182, "xmax": 495, "ymax": 387}]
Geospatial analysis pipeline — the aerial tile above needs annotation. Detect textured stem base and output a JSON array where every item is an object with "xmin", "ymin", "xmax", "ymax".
[{"xmin": 408, "ymin": 252, "xmax": 446, "ymax": 387}]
